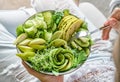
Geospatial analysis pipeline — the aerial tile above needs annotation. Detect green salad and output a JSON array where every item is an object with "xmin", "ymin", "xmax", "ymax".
[{"xmin": 14, "ymin": 9, "xmax": 93, "ymax": 75}]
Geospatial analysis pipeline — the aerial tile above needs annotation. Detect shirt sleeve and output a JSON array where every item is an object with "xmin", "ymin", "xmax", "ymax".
[
  {"xmin": 110, "ymin": 0, "xmax": 120, "ymax": 12},
  {"xmin": 0, "ymin": 8, "xmax": 36, "ymax": 36},
  {"xmin": 0, "ymin": 9, "xmax": 39, "ymax": 82}
]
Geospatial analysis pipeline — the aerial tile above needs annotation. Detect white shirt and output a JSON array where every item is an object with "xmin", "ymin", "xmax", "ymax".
[{"xmin": 0, "ymin": 9, "xmax": 39, "ymax": 82}]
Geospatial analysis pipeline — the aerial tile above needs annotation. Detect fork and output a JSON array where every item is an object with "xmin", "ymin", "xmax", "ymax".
[{"xmin": 75, "ymin": 25, "xmax": 110, "ymax": 38}]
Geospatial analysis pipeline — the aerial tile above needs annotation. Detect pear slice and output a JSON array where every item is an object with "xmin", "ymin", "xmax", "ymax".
[
  {"xmin": 74, "ymin": 39, "xmax": 89, "ymax": 47},
  {"xmin": 58, "ymin": 15, "xmax": 77, "ymax": 29},
  {"xmin": 16, "ymin": 52, "xmax": 35, "ymax": 60},
  {"xmin": 65, "ymin": 19, "xmax": 83, "ymax": 41},
  {"xmin": 61, "ymin": 17, "xmax": 77, "ymax": 31},
  {"xmin": 62, "ymin": 18, "xmax": 78, "ymax": 40},
  {"xmin": 14, "ymin": 33, "xmax": 28, "ymax": 45},
  {"xmin": 51, "ymin": 31, "xmax": 63, "ymax": 41},
  {"xmin": 18, "ymin": 38, "xmax": 32, "ymax": 46},
  {"xmin": 29, "ymin": 44, "xmax": 46, "ymax": 50},
  {"xmin": 28, "ymin": 38, "xmax": 46, "ymax": 45},
  {"xmin": 58, "ymin": 15, "xmax": 73, "ymax": 29},
  {"xmin": 17, "ymin": 45, "xmax": 34, "ymax": 52}
]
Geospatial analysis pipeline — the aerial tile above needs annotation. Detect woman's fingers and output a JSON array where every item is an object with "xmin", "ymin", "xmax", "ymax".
[
  {"xmin": 105, "ymin": 18, "xmax": 118, "ymax": 27},
  {"xmin": 102, "ymin": 26, "xmax": 112, "ymax": 40},
  {"xmin": 102, "ymin": 18, "xmax": 118, "ymax": 40},
  {"xmin": 102, "ymin": 7, "xmax": 120, "ymax": 40}
]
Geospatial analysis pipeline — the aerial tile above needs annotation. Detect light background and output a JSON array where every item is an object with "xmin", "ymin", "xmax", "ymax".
[{"xmin": 0, "ymin": 0, "xmax": 111, "ymax": 17}]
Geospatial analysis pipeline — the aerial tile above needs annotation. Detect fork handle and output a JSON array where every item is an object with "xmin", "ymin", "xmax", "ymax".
[{"xmin": 90, "ymin": 25, "xmax": 110, "ymax": 35}]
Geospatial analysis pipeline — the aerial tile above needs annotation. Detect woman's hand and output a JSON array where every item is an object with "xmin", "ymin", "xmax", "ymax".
[
  {"xmin": 22, "ymin": 61, "xmax": 63, "ymax": 82},
  {"xmin": 102, "ymin": 7, "xmax": 120, "ymax": 82},
  {"xmin": 102, "ymin": 8, "xmax": 120, "ymax": 40}
]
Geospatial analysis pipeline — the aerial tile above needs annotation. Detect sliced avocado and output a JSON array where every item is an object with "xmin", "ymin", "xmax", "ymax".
[
  {"xmin": 60, "ymin": 53, "xmax": 73, "ymax": 72},
  {"xmin": 53, "ymin": 59, "xmax": 68, "ymax": 71},
  {"xmin": 24, "ymin": 26, "xmax": 37, "ymax": 38},
  {"xmin": 49, "ymin": 39, "xmax": 67, "ymax": 48},
  {"xmin": 35, "ymin": 13, "xmax": 44, "ymax": 20},
  {"xmin": 43, "ymin": 30, "xmax": 52, "ymax": 42},
  {"xmin": 42, "ymin": 11, "xmax": 53, "ymax": 28},
  {"xmin": 74, "ymin": 39, "xmax": 89, "ymax": 47},
  {"xmin": 84, "ymin": 48, "xmax": 90, "ymax": 56},
  {"xmin": 53, "ymin": 54, "xmax": 65, "ymax": 66},
  {"xmin": 24, "ymin": 20, "xmax": 34, "ymax": 28},
  {"xmin": 70, "ymin": 41, "xmax": 78, "ymax": 49},
  {"xmin": 51, "ymin": 23, "xmax": 57, "ymax": 32},
  {"xmin": 70, "ymin": 41, "xmax": 82, "ymax": 50},
  {"xmin": 78, "ymin": 37, "xmax": 89, "ymax": 43},
  {"xmin": 32, "ymin": 19, "xmax": 47, "ymax": 29},
  {"xmin": 51, "ymin": 30, "xmax": 63, "ymax": 41}
]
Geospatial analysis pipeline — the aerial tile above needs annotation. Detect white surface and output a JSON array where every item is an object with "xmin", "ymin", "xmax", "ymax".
[
  {"xmin": 0, "ymin": 8, "xmax": 36, "ymax": 36},
  {"xmin": 79, "ymin": 2, "xmax": 106, "ymax": 28}
]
